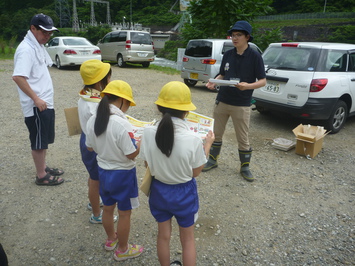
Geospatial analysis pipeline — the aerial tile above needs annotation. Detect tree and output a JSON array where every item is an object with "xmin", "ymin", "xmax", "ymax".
[{"xmin": 181, "ymin": 0, "xmax": 273, "ymax": 40}]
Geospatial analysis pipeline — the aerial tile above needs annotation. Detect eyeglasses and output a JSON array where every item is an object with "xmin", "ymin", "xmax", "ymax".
[
  {"xmin": 39, "ymin": 29, "xmax": 53, "ymax": 36},
  {"xmin": 231, "ymin": 33, "xmax": 245, "ymax": 38}
]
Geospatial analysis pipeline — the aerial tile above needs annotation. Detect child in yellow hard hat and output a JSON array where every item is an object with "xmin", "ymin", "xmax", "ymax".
[
  {"xmin": 85, "ymin": 80, "xmax": 143, "ymax": 262},
  {"xmin": 78, "ymin": 59, "xmax": 117, "ymax": 224},
  {"xmin": 140, "ymin": 81, "xmax": 215, "ymax": 265}
]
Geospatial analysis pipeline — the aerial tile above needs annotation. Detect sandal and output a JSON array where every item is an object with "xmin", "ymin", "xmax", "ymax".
[
  {"xmin": 35, "ymin": 173, "xmax": 64, "ymax": 186},
  {"xmin": 45, "ymin": 166, "xmax": 64, "ymax": 176},
  {"xmin": 170, "ymin": 261, "xmax": 182, "ymax": 266}
]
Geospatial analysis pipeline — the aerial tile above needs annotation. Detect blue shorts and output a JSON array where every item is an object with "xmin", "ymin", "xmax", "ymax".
[
  {"xmin": 98, "ymin": 167, "xmax": 139, "ymax": 211},
  {"xmin": 149, "ymin": 178, "xmax": 199, "ymax": 228},
  {"xmin": 80, "ymin": 133, "xmax": 99, "ymax": 180},
  {"xmin": 25, "ymin": 108, "xmax": 55, "ymax": 150}
]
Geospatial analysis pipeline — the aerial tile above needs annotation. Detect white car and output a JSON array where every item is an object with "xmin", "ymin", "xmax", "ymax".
[
  {"xmin": 253, "ymin": 42, "xmax": 355, "ymax": 133},
  {"xmin": 45, "ymin": 36, "xmax": 101, "ymax": 69}
]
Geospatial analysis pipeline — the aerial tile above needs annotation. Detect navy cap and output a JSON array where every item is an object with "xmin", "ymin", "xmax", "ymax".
[
  {"xmin": 30, "ymin": 13, "xmax": 59, "ymax": 32},
  {"xmin": 228, "ymin": 21, "xmax": 253, "ymax": 42}
]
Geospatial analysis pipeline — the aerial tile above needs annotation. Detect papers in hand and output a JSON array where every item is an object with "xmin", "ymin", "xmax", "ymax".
[{"xmin": 209, "ymin": 79, "xmax": 239, "ymax": 86}]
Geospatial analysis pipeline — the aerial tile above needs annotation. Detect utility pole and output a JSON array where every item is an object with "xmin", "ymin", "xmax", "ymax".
[
  {"xmin": 72, "ymin": 0, "xmax": 80, "ymax": 32},
  {"xmin": 83, "ymin": 0, "xmax": 111, "ymax": 26},
  {"xmin": 55, "ymin": 0, "xmax": 71, "ymax": 28}
]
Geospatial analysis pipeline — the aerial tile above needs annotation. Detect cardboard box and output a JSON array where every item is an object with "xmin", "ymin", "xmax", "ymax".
[
  {"xmin": 292, "ymin": 124, "xmax": 328, "ymax": 158},
  {"xmin": 64, "ymin": 107, "xmax": 82, "ymax": 136}
]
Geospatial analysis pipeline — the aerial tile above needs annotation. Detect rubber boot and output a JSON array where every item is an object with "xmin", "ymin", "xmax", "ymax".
[
  {"xmin": 202, "ymin": 142, "xmax": 222, "ymax": 172},
  {"xmin": 239, "ymin": 149, "xmax": 254, "ymax": 182}
]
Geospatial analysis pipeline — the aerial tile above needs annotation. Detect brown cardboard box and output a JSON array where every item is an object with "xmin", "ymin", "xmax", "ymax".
[
  {"xmin": 292, "ymin": 124, "xmax": 328, "ymax": 158},
  {"xmin": 64, "ymin": 107, "xmax": 82, "ymax": 136}
]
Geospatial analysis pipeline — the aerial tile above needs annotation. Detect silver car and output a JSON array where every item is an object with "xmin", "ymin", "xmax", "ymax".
[
  {"xmin": 97, "ymin": 30, "xmax": 155, "ymax": 68},
  {"xmin": 181, "ymin": 39, "xmax": 262, "ymax": 87}
]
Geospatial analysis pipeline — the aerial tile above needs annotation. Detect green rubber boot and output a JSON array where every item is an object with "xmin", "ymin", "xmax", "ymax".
[
  {"xmin": 239, "ymin": 149, "xmax": 254, "ymax": 182},
  {"xmin": 202, "ymin": 142, "xmax": 222, "ymax": 172}
]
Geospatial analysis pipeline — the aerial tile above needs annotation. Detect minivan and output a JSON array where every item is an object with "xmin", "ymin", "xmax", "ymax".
[
  {"xmin": 97, "ymin": 30, "xmax": 155, "ymax": 67},
  {"xmin": 253, "ymin": 42, "xmax": 355, "ymax": 133},
  {"xmin": 180, "ymin": 39, "xmax": 262, "ymax": 87}
]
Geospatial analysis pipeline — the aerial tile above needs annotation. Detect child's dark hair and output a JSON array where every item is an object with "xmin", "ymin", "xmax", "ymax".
[
  {"xmin": 155, "ymin": 106, "xmax": 186, "ymax": 157},
  {"xmin": 94, "ymin": 93, "xmax": 119, "ymax": 136}
]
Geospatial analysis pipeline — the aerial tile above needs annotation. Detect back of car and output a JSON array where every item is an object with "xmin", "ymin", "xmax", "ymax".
[
  {"xmin": 181, "ymin": 39, "xmax": 227, "ymax": 86},
  {"xmin": 98, "ymin": 30, "xmax": 154, "ymax": 67},
  {"xmin": 253, "ymin": 42, "xmax": 355, "ymax": 133}
]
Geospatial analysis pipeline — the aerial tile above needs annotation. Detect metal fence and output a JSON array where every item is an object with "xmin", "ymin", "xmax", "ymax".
[{"xmin": 256, "ymin": 12, "xmax": 355, "ymax": 21}]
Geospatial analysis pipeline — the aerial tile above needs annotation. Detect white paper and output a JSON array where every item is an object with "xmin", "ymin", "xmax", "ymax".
[{"xmin": 208, "ymin": 79, "xmax": 239, "ymax": 86}]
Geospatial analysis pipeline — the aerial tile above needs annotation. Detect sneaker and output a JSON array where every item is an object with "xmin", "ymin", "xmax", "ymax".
[
  {"xmin": 113, "ymin": 244, "xmax": 143, "ymax": 261},
  {"xmin": 89, "ymin": 211, "xmax": 118, "ymax": 224},
  {"xmin": 87, "ymin": 200, "xmax": 103, "ymax": 211},
  {"xmin": 105, "ymin": 235, "xmax": 118, "ymax": 251}
]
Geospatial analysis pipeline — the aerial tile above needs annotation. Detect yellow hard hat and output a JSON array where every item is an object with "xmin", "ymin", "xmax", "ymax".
[
  {"xmin": 155, "ymin": 81, "xmax": 196, "ymax": 111},
  {"xmin": 80, "ymin": 59, "xmax": 111, "ymax": 85},
  {"xmin": 101, "ymin": 80, "xmax": 136, "ymax": 106}
]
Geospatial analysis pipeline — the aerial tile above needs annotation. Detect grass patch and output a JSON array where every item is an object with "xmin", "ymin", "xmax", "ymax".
[{"xmin": 148, "ymin": 64, "xmax": 180, "ymax": 75}]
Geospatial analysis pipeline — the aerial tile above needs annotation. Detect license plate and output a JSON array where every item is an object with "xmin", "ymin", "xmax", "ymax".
[
  {"xmin": 190, "ymin": 73, "xmax": 198, "ymax": 79},
  {"xmin": 265, "ymin": 82, "xmax": 280, "ymax": 93},
  {"xmin": 81, "ymin": 52, "xmax": 90, "ymax": 55},
  {"xmin": 138, "ymin": 53, "xmax": 148, "ymax": 57}
]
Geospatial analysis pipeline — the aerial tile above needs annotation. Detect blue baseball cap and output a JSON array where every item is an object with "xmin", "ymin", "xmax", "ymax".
[
  {"xmin": 30, "ymin": 13, "xmax": 59, "ymax": 32},
  {"xmin": 228, "ymin": 21, "xmax": 253, "ymax": 42}
]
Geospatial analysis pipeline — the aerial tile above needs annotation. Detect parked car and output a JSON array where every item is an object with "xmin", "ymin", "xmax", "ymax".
[
  {"xmin": 97, "ymin": 30, "xmax": 155, "ymax": 68},
  {"xmin": 253, "ymin": 42, "xmax": 355, "ymax": 133},
  {"xmin": 180, "ymin": 39, "xmax": 262, "ymax": 87},
  {"xmin": 45, "ymin": 36, "xmax": 101, "ymax": 69}
]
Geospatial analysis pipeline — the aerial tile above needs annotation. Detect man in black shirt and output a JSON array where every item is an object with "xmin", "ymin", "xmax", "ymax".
[{"xmin": 203, "ymin": 21, "xmax": 266, "ymax": 182}]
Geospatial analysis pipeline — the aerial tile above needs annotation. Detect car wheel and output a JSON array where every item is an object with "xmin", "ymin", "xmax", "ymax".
[
  {"xmin": 324, "ymin": 100, "xmax": 347, "ymax": 134},
  {"xmin": 117, "ymin": 55, "xmax": 126, "ymax": 67},
  {"xmin": 255, "ymin": 105, "xmax": 270, "ymax": 114},
  {"xmin": 184, "ymin": 79, "xmax": 197, "ymax": 87},
  {"xmin": 142, "ymin": 62, "xmax": 150, "ymax": 68},
  {"xmin": 55, "ymin": 56, "xmax": 61, "ymax": 69}
]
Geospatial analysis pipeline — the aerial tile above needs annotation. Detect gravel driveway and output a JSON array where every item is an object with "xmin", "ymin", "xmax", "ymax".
[{"xmin": 1, "ymin": 60, "xmax": 354, "ymax": 265}]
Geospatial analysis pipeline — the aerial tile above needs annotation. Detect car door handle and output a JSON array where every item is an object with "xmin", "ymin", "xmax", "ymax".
[{"xmin": 351, "ymin": 78, "xmax": 355, "ymax": 81}]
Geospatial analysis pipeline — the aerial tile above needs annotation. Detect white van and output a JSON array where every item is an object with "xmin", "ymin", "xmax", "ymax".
[
  {"xmin": 97, "ymin": 30, "xmax": 155, "ymax": 67},
  {"xmin": 181, "ymin": 39, "xmax": 262, "ymax": 87}
]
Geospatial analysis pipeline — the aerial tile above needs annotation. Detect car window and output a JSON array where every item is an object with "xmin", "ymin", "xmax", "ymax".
[
  {"xmin": 102, "ymin": 34, "xmax": 111, "ymax": 43},
  {"xmin": 263, "ymin": 47, "xmax": 319, "ymax": 71},
  {"xmin": 327, "ymin": 51, "xmax": 347, "ymax": 72},
  {"xmin": 117, "ymin": 32, "xmax": 127, "ymax": 42},
  {"xmin": 222, "ymin": 42, "xmax": 234, "ymax": 54},
  {"xmin": 63, "ymin": 38, "xmax": 91, "ymax": 46},
  {"xmin": 185, "ymin": 41, "xmax": 212, "ymax": 57},
  {"xmin": 349, "ymin": 53, "xmax": 355, "ymax": 72},
  {"xmin": 130, "ymin": 32, "xmax": 151, "ymax": 44},
  {"xmin": 49, "ymin": 38, "xmax": 59, "ymax": 47}
]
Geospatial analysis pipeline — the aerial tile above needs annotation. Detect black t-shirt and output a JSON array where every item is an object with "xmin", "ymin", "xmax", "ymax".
[{"xmin": 217, "ymin": 45, "xmax": 266, "ymax": 106}]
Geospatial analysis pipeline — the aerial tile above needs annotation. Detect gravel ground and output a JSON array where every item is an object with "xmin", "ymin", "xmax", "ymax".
[{"xmin": 1, "ymin": 59, "xmax": 354, "ymax": 266}]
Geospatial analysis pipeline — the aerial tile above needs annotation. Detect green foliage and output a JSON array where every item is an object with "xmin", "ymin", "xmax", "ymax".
[
  {"xmin": 327, "ymin": 25, "xmax": 355, "ymax": 44},
  {"xmin": 181, "ymin": 0, "xmax": 273, "ymax": 40},
  {"xmin": 149, "ymin": 64, "xmax": 180, "ymax": 75},
  {"xmin": 76, "ymin": 25, "xmax": 112, "ymax": 45},
  {"xmin": 253, "ymin": 27, "xmax": 283, "ymax": 51},
  {"xmin": 157, "ymin": 39, "xmax": 186, "ymax": 61}
]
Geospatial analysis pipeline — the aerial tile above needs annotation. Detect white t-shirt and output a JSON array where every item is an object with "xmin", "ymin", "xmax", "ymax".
[
  {"xmin": 86, "ymin": 104, "xmax": 137, "ymax": 170},
  {"xmin": 140, "ymin": 117, "xmax": 207, "ymax": 185},
  {"xmin": 78, "ymin": 97, "xmax": 99, "ymax": 135},
  {"xmin": 13, "ymin": 30, "xmax": 54, "ymax": 117}
]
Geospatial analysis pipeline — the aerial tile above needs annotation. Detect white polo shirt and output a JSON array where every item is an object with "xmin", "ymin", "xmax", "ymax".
[
  {"xmin": 86, "ymin": 105, "xmax": 137, "ymax": 170},
  {"xmin": 13, "ymin": 31, "xmax": 54, "ymax": 117},
  {"xmin": 140, "ymin": 117, "xmax": 207, "ymax": 185}
]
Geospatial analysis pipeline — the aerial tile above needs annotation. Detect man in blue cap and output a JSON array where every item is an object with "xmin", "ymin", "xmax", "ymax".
[
  {"xmin": 204, "ymin": 21, "xmax": 266, "ymax": 182},
  {"xmin": 12, "ymin": 14, "xmax": 64, "ymax": 186}
]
